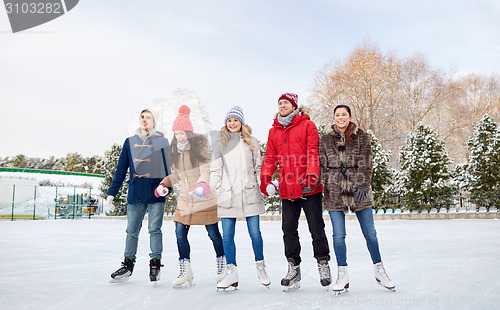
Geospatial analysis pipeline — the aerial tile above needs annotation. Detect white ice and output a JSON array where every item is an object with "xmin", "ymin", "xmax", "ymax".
[{"xmin": 1, "ymin": 218, "xmax": 499, "ymax": 310}]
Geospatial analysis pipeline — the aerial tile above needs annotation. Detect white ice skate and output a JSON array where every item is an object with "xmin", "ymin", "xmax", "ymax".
[
  {"xmin": 256, "ymin": 260, "xmax": 271, "ymax": 287},
  {"xmin": 214, "ymin": 256, "xmax": 227, "ymax": 283},
  {"xmin": 172, "ymin": 259, "xmax": 194, "ymax": 288},
  {"xmin": 217, "ymin": 264, "xmax": 238, "ymax": 291},
  {"xmin": 332, "ymin": 266, "xmax": 349, "ymax": 295},
  {"xmin": 374, "ymin": 262, "xmax": 395, "ymax": 291}
]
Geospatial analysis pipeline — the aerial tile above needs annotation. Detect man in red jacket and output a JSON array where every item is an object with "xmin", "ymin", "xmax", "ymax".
[{"xmin": 260, "ymin": 92, "xmax": 331, "ymax": 291}]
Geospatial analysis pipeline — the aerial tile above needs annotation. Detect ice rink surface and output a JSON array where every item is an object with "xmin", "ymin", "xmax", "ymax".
[{"xmin": 1, "ymin": 218, "xmax": 499, "ymax": 310}]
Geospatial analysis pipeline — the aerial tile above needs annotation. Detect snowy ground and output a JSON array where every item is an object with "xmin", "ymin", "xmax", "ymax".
[{"xmin": 1, "ymin": 218, "xmax": 499, "ymax": 310}]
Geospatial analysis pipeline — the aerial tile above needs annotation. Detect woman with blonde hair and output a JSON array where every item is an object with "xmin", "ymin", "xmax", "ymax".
[{"xmin": 210, "ymin": 106, "xmax": 270, "ymax": 290}]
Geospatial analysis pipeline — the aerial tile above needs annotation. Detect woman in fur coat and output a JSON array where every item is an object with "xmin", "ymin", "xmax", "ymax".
[
  {"xmin": 319, "ymin": 104, "xmax": 395, "ymax": 294},
  {"xmin": 209, "ymin": 106, "xmax": 270, "ymax": 290}
]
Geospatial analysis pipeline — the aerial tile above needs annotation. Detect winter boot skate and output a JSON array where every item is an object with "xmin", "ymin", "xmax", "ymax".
[
  {"xmin": 317, "ymin": 259, "xmax": 332, "ymax": 288},
  {"xmin": 217, "ymin": 264, "xmax": 238, "ymax": 291},
  {"xmin": 256, "ymin": 260, "xmax": 271, "ymax": 287},
  {"xmin": 149, "ymin": 258, "xmax": 163, "ymax": 285},
  {"xmin": 281, "ymin": 258, "xmax": 301, "ymax": 292},
  {"xmin": 172, "ymin": 259, "xmax": 194, "ymax": 288},
  {"xmin": 374, "ymin": 262, "xmax": 395, "ymax": 291},
  {"xmin": 110, "ymin": 257, "xmax": 135, "ymax": 283},
  {"xmin": 214, "ymin": 255, "xmax": 227, "ymax": 283},
  {"xmin": 332, "ymin": 266, "xmax": 349, "ymax": 295}
]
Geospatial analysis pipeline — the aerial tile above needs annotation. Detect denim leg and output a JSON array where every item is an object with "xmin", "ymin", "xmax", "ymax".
[
  {"xmin": 281, "ymin": 199, "xmax": 302, "ymax": 265},
  {"xmin": 205, "ymin": 222, "xmax": 225, "ymax": 258},
  {"xmin": 246, "ymin": 215, "xmax": 264, "ymax": 261},
  {"xmin": 355, "ymin": 207, "xmax": 382, "ymax": 264},
  {"xmin": 329, "ymin": 210, "xmax": 348, "ymax": 266},
  {"xmin": 175, "ymin": 222, "xmax": 191, "ymax": 260},
  {"xmin": 124, "ymin": 204, "xmax": 147, "ymax": 261},
  {"xmin": 221, "ymin": 218, "xmax": 237, "ymax": 265},
  {"xmin": 147, "ymin": 202, "xmax": 164, "ymax": 260}
]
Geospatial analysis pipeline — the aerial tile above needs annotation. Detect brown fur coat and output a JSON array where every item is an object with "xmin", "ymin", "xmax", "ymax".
[{"xmin": 319, "ymin": 123, "xmax": 374, "ymax": 213}]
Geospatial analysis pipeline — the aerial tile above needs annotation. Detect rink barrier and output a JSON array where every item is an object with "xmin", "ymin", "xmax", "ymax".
[{"xmin": 92, "ymin": 211, "xmax": 500, "ymax": 221}]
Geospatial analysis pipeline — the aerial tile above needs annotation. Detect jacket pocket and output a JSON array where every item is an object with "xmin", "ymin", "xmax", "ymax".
[
  {"xmin": 245, "ymin": 183, "xmax": 262, "ymax": 204},
  {"xmin": 218, "ymin": 187, "xmax": 232, "ymax": 209}
]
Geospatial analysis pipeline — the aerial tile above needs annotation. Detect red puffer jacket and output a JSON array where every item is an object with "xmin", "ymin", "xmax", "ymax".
[{"xmin": 261, "ymin": 112, "xmax": 323, "ymax": 199}]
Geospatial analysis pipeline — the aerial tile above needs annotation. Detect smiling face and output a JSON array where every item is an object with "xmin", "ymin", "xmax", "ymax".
[
  {"xmin": 226, "ymin": 117, "xmax": 242, "ymax": 133},
  {"xmin": 174, "ymin": 130, "xmax": 188, "ymax": 144},
  {"xmin": 334, "ymin": 107, "xmax": 352, "ymax": 132},
  {"xmin": 278, "ymin": 99, "xmax": 296, "ymax": 117},
  {"xmin": 140, "ymin": 111, "xmax": 155, "ymax": 133}
]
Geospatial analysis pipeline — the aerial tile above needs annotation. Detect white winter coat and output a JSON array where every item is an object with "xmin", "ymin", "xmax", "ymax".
[{"xmin": 209, "ymin": 132, "xmax": 265, "ymax": 218}]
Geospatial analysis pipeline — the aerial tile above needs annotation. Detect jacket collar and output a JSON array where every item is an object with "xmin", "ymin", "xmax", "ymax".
[{"xmin": 273, "ymin": 113, "xmax": 309, "ymax": 129}]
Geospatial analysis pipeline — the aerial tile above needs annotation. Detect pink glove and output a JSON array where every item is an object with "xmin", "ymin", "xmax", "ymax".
[
  {"xmin": 154, "ymin": 184, "xmax": 168, "ymax": 198},
  {"xmin": 190, "ymin": 182, "xmax": 210, "ymax": 200}
]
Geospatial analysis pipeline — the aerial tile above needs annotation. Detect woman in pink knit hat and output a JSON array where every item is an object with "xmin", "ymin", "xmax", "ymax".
[{"xmin": 155, "ymin": 105, "xmax": 226, "ymax": 288}]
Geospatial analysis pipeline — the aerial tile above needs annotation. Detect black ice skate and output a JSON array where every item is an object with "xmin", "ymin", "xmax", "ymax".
[
  {"xmin": 110, "ymin": 257, "xmax": 135, "ymax": 283},
  {"xmin": 149, "ymin": 258, "xmax": 164, "ymax": 286},
  {"xmin": 318, "ymin": 259, "xmax": 332, "ymax": 289},
  {"xmin": 281, "ymin": 258, "xmax": 301, "ymax": 292}
]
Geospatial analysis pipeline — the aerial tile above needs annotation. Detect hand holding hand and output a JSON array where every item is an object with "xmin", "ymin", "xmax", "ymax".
[
  {"xmin": 190, "ymin": 182, "xmax": 210, "ymax": 200},
  {"xmin": 260, "ymin": 176, "xmax": 277, "ymax": 196},
  {"xmin": 300, "ymin": 175, "xmax": 318, "ymax": 195},
  {"xmin": 154, "ymin": 184, "xmax": 169, "ymax": 198}
]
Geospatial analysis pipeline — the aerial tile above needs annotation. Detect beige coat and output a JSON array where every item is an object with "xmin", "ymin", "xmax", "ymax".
[
  {"xmin": 210, "ymin": 132, "xmax": 265, "ymax": 218},
  {"xmin": 160, "ymin": 143, "xmax": 218, "ymax": 225}
]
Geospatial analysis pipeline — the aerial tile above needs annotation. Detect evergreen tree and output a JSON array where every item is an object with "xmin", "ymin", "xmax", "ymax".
[
  {"xmin": 397, "ymin": 123, "xmax": 455, "ymax": 211},
  {"xmin": 465, "ymin": 115, "xmax": 500, "ymax": 209},
  {"xmin": 97, "ymin": 144, "xmax": 128, "ymax": 215},
  {"xmin": 64, "ymin": 153, "xmax": 86, "ymax": 172},
  {"xmin": 367, "ymin": 130, "xmax": 393, "ymax": 210}
]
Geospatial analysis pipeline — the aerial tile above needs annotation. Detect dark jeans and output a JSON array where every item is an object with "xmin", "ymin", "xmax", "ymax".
[
  {"xmin": 175, "ymin": 221, "xmax": 225, "ymax": 260},
  {"xmin": 281, "ymin": 192, "xmax": 330, "ymax": 265}
]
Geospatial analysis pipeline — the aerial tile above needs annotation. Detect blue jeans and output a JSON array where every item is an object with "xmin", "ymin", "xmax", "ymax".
[
  {"xmin": 175, "ymin": 221, "xmax": 224, "ymax": 260},
  {"xmin": 124, "ymin": 202, "xmax": 164, "ymax": 260},
  {"xmin": 329, "ymin": 207, "xmax": 382, "ymax": 266},
  {"xmin": 221, "ymin": 216, "xmax": 264, "ymax": 266}
]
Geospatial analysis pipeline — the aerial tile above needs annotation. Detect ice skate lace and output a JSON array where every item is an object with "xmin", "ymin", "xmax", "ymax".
[
  {"xmin": 284, "ymin": 263, "xmax": 298, "ymax": 280},
  {"xmin": 257, "ymin": 262, "xmax": 268, "ymax": 280},
  {"xmin": 177, "ymin": 261, "xmax": 186, "ymax": 278},
  {"xmin": 318, "ymin": 262, "xmax": 330, "ymax": 280},
  {"xmin": 376, "ymin": 264, "xmax": 391, "ymax": 281},
  {"xmin": 216, "ymin": 256, "xmax": 226, "ymax": 274}
]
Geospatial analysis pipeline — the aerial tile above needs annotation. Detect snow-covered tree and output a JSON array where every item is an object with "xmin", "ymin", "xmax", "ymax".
[
  {"xmin": 465, "ymin": 115, "xmax": 500, "ymax": 209},
  {"xmin": 397, "ymin": 123, "xmax": 455, "ymax": 211},
  {"xmin": 368, "ymin": 130, "xmax": 393, "ymax": 209},
  {"xmin": 97, "ymin": 144, "xmax": 128, "ymax": 215},
  {"xmin": 63, "ymin": 153, "xmax": 85, "ymax": 172}
]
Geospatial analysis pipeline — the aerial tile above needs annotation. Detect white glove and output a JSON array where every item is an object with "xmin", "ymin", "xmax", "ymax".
[
  {"xmin": 266, "ymin": 180, "xmax": 279, "ymax": 196},
  {"xmin": 107, "ymin": 195, "xmax": 115, "ymax": 212},
  {"xmin": 155, "ymin": 184, "xmax": 169, "ymax": 197}
]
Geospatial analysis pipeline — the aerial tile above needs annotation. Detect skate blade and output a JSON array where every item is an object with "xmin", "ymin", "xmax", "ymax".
[
  {"xmin": 333, "ymin": 289, "xmax": 348, "ymax": 296},
  {"xmin": 109, "ymin": 277, "xmax": 130, "ymax": 283},
  {"xmin": 376, "ymin": 279, "xmax": 395, "ymax": 291},
  {"xmin": 217, "ymin": 282, "xmax": 239, "ymax": 292},
  {"xmin": 282, "ymin": 282, "xmax": 300, "ymax": 292},
  {"xmin": 173, "ymin": 281, "xmax": 195, "ymax": 288}
]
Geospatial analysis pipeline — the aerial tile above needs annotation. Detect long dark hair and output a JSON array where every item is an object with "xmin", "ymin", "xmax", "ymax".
[
  {"xmin": 170, "ymin": 131, "xmax": 209, "ymax": 169},
  {"xmin": 334, "ymin": 105, "xmax": 363, "ymax": 144}
]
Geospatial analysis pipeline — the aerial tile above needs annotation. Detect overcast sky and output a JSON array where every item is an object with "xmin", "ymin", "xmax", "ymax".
[{"xmin": 1, "ymin": 0, "xmax": 499, "ymax": 159}]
